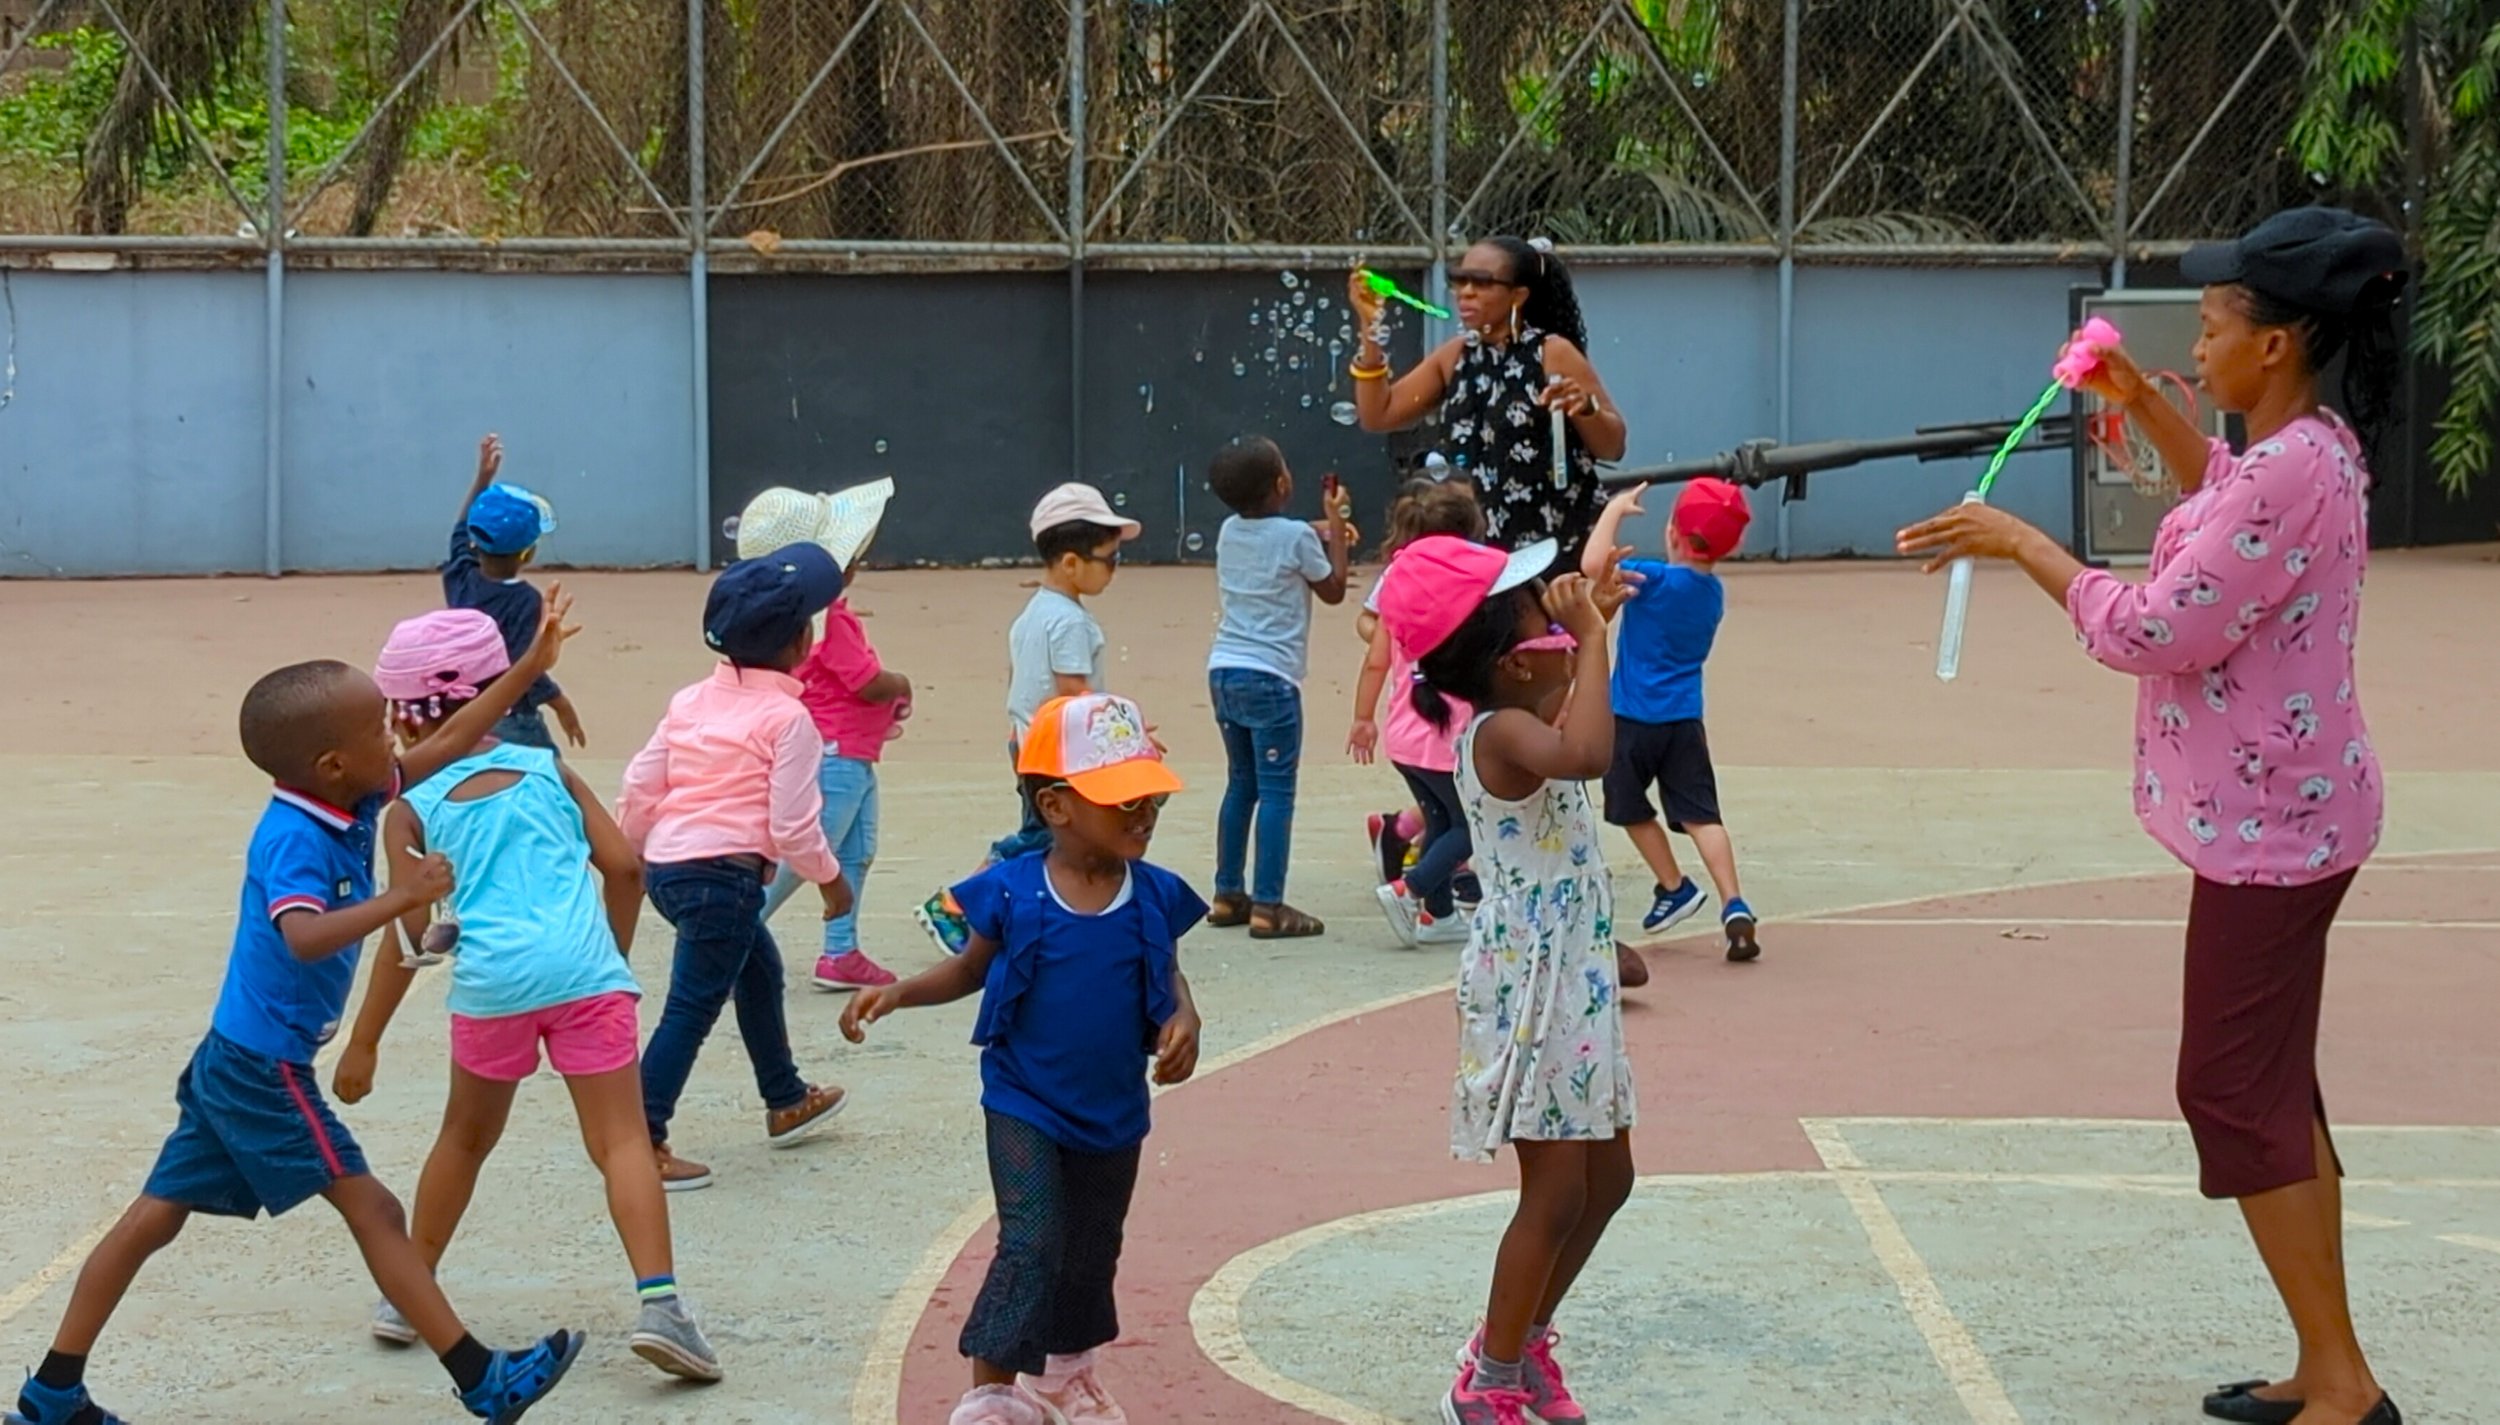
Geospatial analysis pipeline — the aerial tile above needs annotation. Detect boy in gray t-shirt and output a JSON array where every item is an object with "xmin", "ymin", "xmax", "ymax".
[
  {"xmin": 1201, "ymin": 437, "xmax": 1351, "ymax": 938},
  {"xmin": 916, "ymin": 483, "xmax": 1140, "ymax": 954}
]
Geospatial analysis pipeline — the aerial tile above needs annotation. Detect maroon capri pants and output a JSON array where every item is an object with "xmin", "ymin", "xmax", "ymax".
[{"xmin": 2177, "ymin": 868, "xmax": 2358, "ymax": 1199}]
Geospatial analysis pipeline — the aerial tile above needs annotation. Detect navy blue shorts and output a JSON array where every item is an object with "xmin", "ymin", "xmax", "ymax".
[{"xmin": 142, "ymin": 1031, "xmax": 368, "ymax": 1218}]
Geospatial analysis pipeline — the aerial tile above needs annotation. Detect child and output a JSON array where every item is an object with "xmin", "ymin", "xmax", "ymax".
[
  {"xmin": 841, "ymin": 692, "xmax": 1205, "ymax": 1425},
  {"xmin": 742, "ymin": 480, "xmax": 912, "ymax": 992},
  {"xmin": 1584, "ymin": 479, "xmax": 1762, "ymax": 961},
  {"xmin": 917, "ymin": 483, "xmax": 1140, "ymax": 954},
  {"xmin": 1378, "ymin": 536, "xmax": 1635, "ymax": 1425},
  {"xmin": 1203, "ymin": 436, "xmax": 1351, "ymax": 938},
  {"xmin": 335, "ymin": 609, "xmax": 721, "ymax": 1383},
  {"xmin": 10, "ymin": 601, "xmax": 582, "ymax": 1425},
  {"xmin": 443, "ymin": 434, "xmax": 584, "ymax": 751},
  {"xmin": 617, "ymin": 543, "xmax": 857, "ymax": 1191},
  {"xmin": 1350, "ymin": 478, "xmax": 1485, "ymax": 946}
]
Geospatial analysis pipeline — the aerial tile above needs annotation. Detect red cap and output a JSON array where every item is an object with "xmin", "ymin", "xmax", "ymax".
[{"xmin": 1672, "ymin": 478, "xmax": 1751, "ymax": 560}]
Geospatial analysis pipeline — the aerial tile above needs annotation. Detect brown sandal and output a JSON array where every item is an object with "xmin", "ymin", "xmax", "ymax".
[
  {"xmin": 1206, "ymin": 892, "xmax": 1252, "ymax": 928},
  {"xmin": 1249, "ymin": 902, "xmax": 1326, "ymax": 939},
  {"xmin": 1616, "ymin": 941, "xmax": 1651, "ymax": 990}
]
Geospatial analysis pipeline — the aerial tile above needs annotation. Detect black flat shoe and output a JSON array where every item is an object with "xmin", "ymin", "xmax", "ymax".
[
  {"xmin": 2204, "ymin": 1380, "xmax": 2301, "ymax": 1425},
  {"xmin": 2360, "ymin": 1396, "xmax": 2402, "ymax": 1425}
]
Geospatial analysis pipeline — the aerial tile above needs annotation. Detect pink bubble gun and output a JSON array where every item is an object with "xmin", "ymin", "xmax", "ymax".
[{"xmin": 2053, "ymin": 316, "xmax": 2124, "ymax": 389}]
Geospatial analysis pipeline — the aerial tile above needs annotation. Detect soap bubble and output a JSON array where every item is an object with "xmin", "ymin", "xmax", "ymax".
[
  {"xmin": 1292, "ymin": 290, "xmax": 1308, "ymax": 307},
  {"xmin": 1298, "ymin": 393, "xmax": 1314, "ymax": 408},
  {"xmin": 1184, "ymin": 530, "xmax": 1206, "ymax": 552},
  {"xmin": 1262, "ymin": 346, "xmax": 1277, "ymax": 363},
  {"xmin": 1280, "ymin": 272, "xmax": 1300, "ymax": 288},
  {"xmin": 1232, "ymin": 360, "xmax": 1247, "ymax": 376},
  {"xmin": 873, "ymin": 439, "xmax": 889, "ymax": 454},
  {"xmin": 721, "ymin": 515, "xmax": 742, "ymax": 540},
  {"xmin": 1113, "ymin": 491, "xmax": 1129, "ymax": 507},
  {"xmin": 1329, "ymin": 401, "xmax": 1358, "ymax": 426},
  {"xmin": 1287, "ymin": 354, "xmax": 1303, "ymax": 371}
]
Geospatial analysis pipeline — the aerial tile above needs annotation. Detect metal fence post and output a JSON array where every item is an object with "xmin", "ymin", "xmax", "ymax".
[
  {"xmin": 263, "ymin": 0, "xmax": 288, "ymax": 576},
  {"xmin": 1773, "ymin": 0, "xmax": 1799, "ymax": 561},
  {"xmin": 2111, "ymin": 0, "xmax": 2138, "ymax": 288},
  {"xmin": 688, "ymin": 0, "xmax": 713, "ymax": 570},
  {"xmin": 1427, "ymin": 0, "xmax": 1449, "ymax": 321},
  {"xmin": 1068, "ymin": 0, "xmax": 1088, "ymax": 486}
]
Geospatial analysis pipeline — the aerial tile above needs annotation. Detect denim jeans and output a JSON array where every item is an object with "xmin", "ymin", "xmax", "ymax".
[
  {"xmin": 761, "ymin": 753, "xmax": 880, "ymax": 955},
  {"xmin": 1395, "ymin": 763, "xmax": 1470, "ymax": 918},
  {"xmin": 1209, "ymin": 667, "xmax": 1303, "ymax": 905},
  {"xmin": 640, "ymin": 858, "xmax": 808, "ymax": 1145},
  {"xmin": 987, "ymin": 737, "xmax": 1052, "ymax": 864}
]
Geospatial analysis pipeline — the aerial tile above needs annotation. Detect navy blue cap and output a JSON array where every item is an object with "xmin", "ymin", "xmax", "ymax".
[
  {"xmin": 704, "ymin": 543, "xmax": 843, "ymax": 664},
  {"xmin": 2181, "ymin": 206, "xmax": 2406, "ymax": 316}
]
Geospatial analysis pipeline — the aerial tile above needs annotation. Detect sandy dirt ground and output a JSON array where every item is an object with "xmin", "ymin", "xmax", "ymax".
[{"xmin": 1, "ymin": 550, "xmax": 2495, "ymax": 1422}]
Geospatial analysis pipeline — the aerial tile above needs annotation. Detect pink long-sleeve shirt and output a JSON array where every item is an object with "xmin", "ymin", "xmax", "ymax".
[
  {"xmin": 616, "ymin": 664, "xmax": 843, "ymax": 885},
  {"xmin": 2064, "ymin": 410, "xmax": 2382, "ymax": 887}
]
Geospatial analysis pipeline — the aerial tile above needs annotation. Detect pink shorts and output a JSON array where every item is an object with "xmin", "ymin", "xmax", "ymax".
[{"xmin": 449, "ymin": 991, "xmax": 641, "ymax": 1082}]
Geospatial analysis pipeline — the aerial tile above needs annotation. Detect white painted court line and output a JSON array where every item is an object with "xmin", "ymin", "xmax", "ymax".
[
  {"xmin": 2440, "ymin": 1233, "xmax": 2500, "ymax": 1257},
  {"xmin": 1803, "ymin": 916, "xmax": 2500, "ymax": 931},
  {"xmin": 1801, "ymin": 1120, "xmax": 2025, "ymax": 1425},
  {"xmin": 0, "ymin": 1218, "xmax": 114, "ymax": 1330}
]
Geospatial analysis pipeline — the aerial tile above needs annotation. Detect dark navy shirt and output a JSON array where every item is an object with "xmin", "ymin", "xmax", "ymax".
[
  {"xmin": 208, "ymin": 782, "xmax": 393, "ymax": 1063},
  {"xmin": 952, "ymin": 856, "xmax": 1208, "ymax": 1153},
  {"xmin": 441, "ymin": 524, "xmax": 561, "ymax": 710},
  {"xmin": 1611, "ymin": 558, "xmax": 1725, "ymax": 725}
]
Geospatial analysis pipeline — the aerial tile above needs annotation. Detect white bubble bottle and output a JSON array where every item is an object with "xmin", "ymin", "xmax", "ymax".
[{"xmin": 1934, "ymin": 491, "xmax": 1982, "ymax": 682}]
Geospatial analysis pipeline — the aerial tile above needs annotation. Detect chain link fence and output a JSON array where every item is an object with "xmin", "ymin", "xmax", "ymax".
[{"xmin": 0, "ymin": 0, "xmax": 2326, "ymax": 256}]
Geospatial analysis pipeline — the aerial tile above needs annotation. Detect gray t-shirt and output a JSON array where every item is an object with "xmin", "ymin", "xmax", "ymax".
[
  {"xmin": 1207, "ymin": 514, "xmax": 1333, "ymax": 684},
  {"xmin": 1006, "ymin": 587, "xmax": 1105, "ymax": 735}
]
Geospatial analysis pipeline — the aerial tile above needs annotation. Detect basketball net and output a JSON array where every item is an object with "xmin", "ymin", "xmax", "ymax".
[{"xmin": 2087, "ymin": 370, "xmax": 2198, "ymax": 499}]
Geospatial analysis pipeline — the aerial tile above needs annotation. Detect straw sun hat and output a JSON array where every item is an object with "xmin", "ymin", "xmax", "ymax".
[{"xmin": 734, "ymin": 478, "xmax": 896, "ymax": 568}]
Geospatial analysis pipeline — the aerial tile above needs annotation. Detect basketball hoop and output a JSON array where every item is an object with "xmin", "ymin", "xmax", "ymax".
[{"xmin": 2088, "ymin": 370, "xmax": 2198, "ymax": 498}]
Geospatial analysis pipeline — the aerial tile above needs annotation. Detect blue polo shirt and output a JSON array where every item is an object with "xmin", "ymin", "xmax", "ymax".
[
  {"xmin": 952, "ymin": 856, "xmax": 1209, "ymax": 1153},
  {"xmin": 207, "ymin": 783, "xmax": 391, "ymax": 1063},
  {"xmin": 441, "ymin": 524, "xmax": 561, "ymax": 712},
  {"xmin": 1611, "ymin": 558, "xmax": 1726, "ymax": 725}
]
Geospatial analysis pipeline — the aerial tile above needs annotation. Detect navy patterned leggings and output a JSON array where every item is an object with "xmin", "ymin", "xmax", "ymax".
[{"xmin": 959, "ymin": 1110, "xmax": 1142, "ymax": 1375}]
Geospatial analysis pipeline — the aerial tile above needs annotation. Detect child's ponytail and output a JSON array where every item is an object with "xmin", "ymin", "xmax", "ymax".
[{"xmin": 1410, "ymin": 588, "xmax": 1530, "ymax": 732}]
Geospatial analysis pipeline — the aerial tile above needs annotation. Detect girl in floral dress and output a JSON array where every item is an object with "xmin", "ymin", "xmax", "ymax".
[{"xmin": 1375, "ymin": 533, "xmax": 1634, "ymax": 1425}]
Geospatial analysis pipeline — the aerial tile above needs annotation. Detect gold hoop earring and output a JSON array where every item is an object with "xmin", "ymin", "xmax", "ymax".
[{"xmin": 1508, "ymin": 304, "xmax": 1520, "ymax": 342}]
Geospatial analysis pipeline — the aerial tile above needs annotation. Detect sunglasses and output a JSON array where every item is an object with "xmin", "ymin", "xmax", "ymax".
[
  {"xmin": 1514, "ymin": 623, "xmax": 1579, "ymax": 655},
  {"xmin": 1078, "ymin": 547, "xmax": 1123, "ymax": 568},
  {"xmin": 1041, "ymin": 781, "xmax": 1169, "ymax": 813},
  {"xmin": 1447, "ymin": 269, "xmax": 1519, "ymax": 291}
]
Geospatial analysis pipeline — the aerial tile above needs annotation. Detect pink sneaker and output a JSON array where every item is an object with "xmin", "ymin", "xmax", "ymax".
[
  {"xmin": 812, "ymin": 950, "xmax": 896, "ymax": 991},
  {"xmin": 948, "ymin": 1383, "xmax": 1051, "ymax": 1425},
  {"xmin": 1440, "ymin": 1362, "xmax": 1532, "ymax": 1425},
  {"xmin": 1460, "ymin": 1326, "xmax": 1586, "ymax": 1423},
  {"xmin": 1021, "ymin": 1351, "xmax": 1125, "ymax": 1423}
]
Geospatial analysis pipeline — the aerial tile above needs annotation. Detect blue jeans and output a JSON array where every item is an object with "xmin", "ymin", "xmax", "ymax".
[
  {"xmin": 988, "ymin": 737, "xmax": 1052, "ymax": 864},
  {"xmin": 640, "ymin": 858, "xmax": 808, "ymax": 1145},
  {"xmin": 761, "ymin": 753, "xmax": 880, "ymax": 955},
  {"xmin": 1209, "ymin": 667, "xmax": 1303, "ymax": 905}
]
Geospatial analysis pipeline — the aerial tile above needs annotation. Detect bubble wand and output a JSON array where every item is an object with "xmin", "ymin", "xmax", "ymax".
[
  {"xmin": 1934, "ymin": 316, "xmax": 2119, "ymax": 682},
  {"xmin": 1357, "ymin": 269, "xmax": 1452, "ymax": 320}
]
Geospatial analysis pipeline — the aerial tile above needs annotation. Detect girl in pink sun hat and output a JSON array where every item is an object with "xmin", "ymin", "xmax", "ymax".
[{"xmin": 1376, "ymin": 536, "xmax": 1639, "ymax": 1425}]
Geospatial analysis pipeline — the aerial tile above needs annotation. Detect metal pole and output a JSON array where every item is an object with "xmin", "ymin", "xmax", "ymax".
[
  {"xmin": 1426, "ymin": 0, "xmax": 1450, "ymax": 327},
  {"xmin": 263, "ymin": 0, "xmax": 287, "ymax": 577},
  {"xmin": 2398, "ymin": 3, "xmax": 2427, "ymax": 546},
  {"xmin": 1067, "ymin": 0, "xmax": 1087, "ymax": 486},
  {"xmin": 688, "ymin": 0, "xmax": 713, "ymax": 570},
  {"xmin": 2111, "ymin": 0, "xmax": 2139, "ymax": 288},
  {"xmin": 1774, "ymin": 0, "xmax": 1798, "ymax": 561}
]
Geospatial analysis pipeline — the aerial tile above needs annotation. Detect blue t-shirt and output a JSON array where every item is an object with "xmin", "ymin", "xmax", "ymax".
[
  {"xmin": 208, "ymin": 784, "xmax": 391, "ymax": 1063},
  {"xmin": 1610, "ymin": 558, "xmax": 1725, "ymax": 725},
  {"xmin": 952, "ymin": 856, "xmax": 1209, "ymax": 1153},
  {"xmin": 401, "ymin": 743, "xmax": 639, "ymax": 1020},
  {"xmin": 1207, "ymin": 515, "xmax": 1333, "ymax": 684},
  {"xmin": 441, "ymin": 524, "xmax": 561, "ymax": 711}
]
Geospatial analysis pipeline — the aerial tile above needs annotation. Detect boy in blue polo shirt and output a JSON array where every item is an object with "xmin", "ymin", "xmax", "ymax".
[
  {"xmin": 843, "ymin": 693, "xmax": 1205, "ymax": 1425},
  {"xmin": 443, "ymin": 433, "xmax": 584, "ymax": 751},
  {"xmin": 10, "ymin": 596, "xmax": 583, "ymax": 1425}
]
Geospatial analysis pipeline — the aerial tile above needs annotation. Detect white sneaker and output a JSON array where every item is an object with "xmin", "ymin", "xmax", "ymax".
[
  {"xmin": 1415, "ymin": 909, "xmax": 1471, "ymax": 945},
  {"xmin": 1374, "ymin": 880, "xmax": 1420, "ymax": 947},
  {"xmin": 949, "ymin": 1383, "xmax": 1055, "ymax": 1425},
  {"xmin": 370, "ymin": 1296, "xmax": 418, "ymax": 1345}
]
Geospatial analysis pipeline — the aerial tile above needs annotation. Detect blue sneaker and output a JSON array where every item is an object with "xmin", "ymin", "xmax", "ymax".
[
  {"xmin": 915, "ymin": 891, "xmax": 972, "ymax": 956},
  {"xmin": 10, "ymin": 1375, "xmax": 125, "ymax": 1425},
  {"xmin": 1641, "ymin": 878, "xmax": 1707, "ymax": 934},
  {"xmin": 1723, "ymin": 898, "xmax": 1761, "ymax": 963},
  {"xmin": 459, "ymin": 1330, "xmax": 583, "ymax": 1423}
]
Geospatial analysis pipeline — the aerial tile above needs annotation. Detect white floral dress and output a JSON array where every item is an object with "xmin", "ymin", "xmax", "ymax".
[{"xmin": 1450, "ymin": 713, "xmax": 1636, "ymax": 1162}]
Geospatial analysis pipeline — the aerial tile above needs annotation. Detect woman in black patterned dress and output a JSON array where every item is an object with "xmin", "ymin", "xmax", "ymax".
[{"xmin": 1347, "ymin": 237, "xmax": 1627, "ymax": 567}]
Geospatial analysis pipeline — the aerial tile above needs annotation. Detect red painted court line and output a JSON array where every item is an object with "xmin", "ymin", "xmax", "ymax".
[{"xmin": 900, "ymin": 863, "xmax": 2500, "ymax": 1421}]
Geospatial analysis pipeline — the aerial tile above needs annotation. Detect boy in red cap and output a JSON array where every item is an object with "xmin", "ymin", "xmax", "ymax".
[{"xmin": 1583, "ymin": 479, "xmax": 1762, "ymax": 961}]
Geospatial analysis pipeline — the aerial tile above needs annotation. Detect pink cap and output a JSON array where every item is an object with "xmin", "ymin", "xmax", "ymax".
[
  {"xmin": 1376, "ymin": 535, "xmax": 1556, "ymax": 660},
  {"xmin": 1672, "ymin": 478, "xmax": 1751, "ymax": 560},
  {"xmin": 1028, "ymin": 482, "xmax": 1143, "ymax": 541},
  {"xmin": 374, "ymin": 609, "xmax": 512, "ymax": 708}
]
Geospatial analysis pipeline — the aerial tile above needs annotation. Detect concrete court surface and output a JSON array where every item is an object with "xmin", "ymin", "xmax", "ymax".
[{"xmin": 0, "ymin": 550, "xmax": 2495, "ymax": 1423}]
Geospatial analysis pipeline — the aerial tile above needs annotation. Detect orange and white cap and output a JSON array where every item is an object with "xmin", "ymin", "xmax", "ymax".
[{"xmin": 1016, "ymin": 692, "xmax": 1183, "ymax": 805}]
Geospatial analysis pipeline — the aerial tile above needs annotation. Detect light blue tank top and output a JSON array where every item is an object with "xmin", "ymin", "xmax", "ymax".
[{"xmin": 401, "ymin": 742, "xmax": 640, "ymax": 1020}]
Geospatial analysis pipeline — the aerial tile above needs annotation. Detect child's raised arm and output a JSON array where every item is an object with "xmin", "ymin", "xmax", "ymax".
[
  {"xmin": 402, "ymin": 586, "xmax": 578, "ymax": 789},
  {"xmin": 561, "ymin": 763, "xmax": 644, "ymax": 957},
  {"xmin": 1474, "ymin": 575, "xmax": 1615, "ymax": 791},
  {"xmin": 1582, "ymin": 483, "xmax": 1646, "ymax": 581},
  {"xmin": 456, "ymin": 433, "xmax": 503, "ymax": 530},
  {"xmin": 839, "ymin": 931, "xmax": 1000, "ymax": 1042}
]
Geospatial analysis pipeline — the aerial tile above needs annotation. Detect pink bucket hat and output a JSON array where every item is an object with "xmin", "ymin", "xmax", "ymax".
[
  {"xmin": 1375, "ymin": 535, "xmax": 1556, "ymax": 660},
  {"xmin": 374, "ymin": 608, "xmax": 513, "ymax": 717}
]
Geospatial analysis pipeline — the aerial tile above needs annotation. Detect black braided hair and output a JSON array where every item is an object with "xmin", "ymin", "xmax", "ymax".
[
  {"xmin": 1411, "ymin": 585, "xmax": 1539, "ymax": 733},
  {"xmin": 1481, "ymin": 235, "xmax": 1589, "ymax": 350},
  {"xmin": 2237, "ymin": 275, "xmax": 2407, "ymax": 452}
]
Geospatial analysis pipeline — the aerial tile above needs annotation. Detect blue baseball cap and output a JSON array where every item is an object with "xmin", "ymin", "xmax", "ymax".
[
  {"xmin": 704, "ymin": 542, "xmax": 844, "ymax": 663},
  {"xmin": 466, "ymin": 484, "xmax": 556, "ymax": 556}
]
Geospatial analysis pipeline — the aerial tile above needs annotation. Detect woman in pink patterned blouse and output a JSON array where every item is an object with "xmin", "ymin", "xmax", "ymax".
[{"xmin": 1899, "ymin": 207, "xmax": 2409, "ymax": 1425}]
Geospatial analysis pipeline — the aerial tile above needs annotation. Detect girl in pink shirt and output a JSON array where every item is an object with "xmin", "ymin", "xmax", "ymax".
[{"xmin": 1899, "ymin": 206, "xmax": 2407, "ymax": 1425}]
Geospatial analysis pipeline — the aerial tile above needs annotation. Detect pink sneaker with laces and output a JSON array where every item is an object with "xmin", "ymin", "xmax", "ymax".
[
  {"xmin": 1020, "ymin": 1350, "xmax": 1125, "ymax": 1423},
  {"xmin": 947, "ymin": 1383, "xmax": 1050, "ymax": 1425},
  {"xmin": 812, "ymin": 950, "xmax": 897, "ymax": 991},
  {"xmin": 1440, "ymin": 1361, "xmax": 1532, "ymax": 1425},
  {"xmin": 1460, "ymin": 1325, "xmax": 1587, "ymax": 1423}
]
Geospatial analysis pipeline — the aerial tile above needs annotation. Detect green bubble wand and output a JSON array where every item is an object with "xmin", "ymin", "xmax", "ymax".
[{"xmin": 1358, "ymin": 269, "xmax": 1451, "ymax": 320}]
